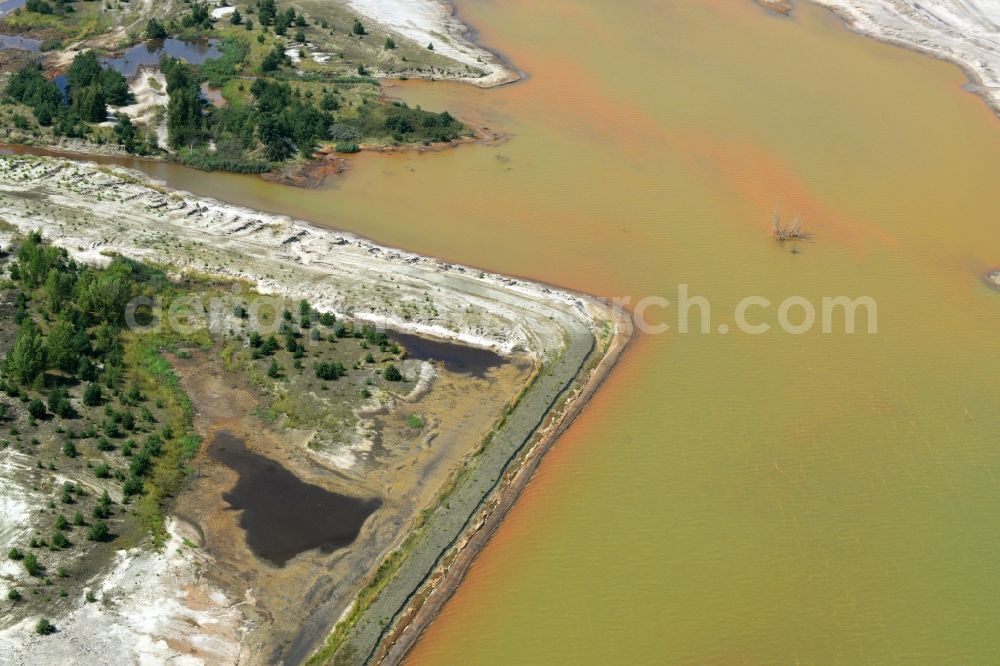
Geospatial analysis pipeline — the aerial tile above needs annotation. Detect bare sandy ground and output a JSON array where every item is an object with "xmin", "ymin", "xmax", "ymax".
[
  {"xmin": 0, "ymin": 519, "xmax": 247, "ymax": 665},
  {"xmin": 342, "ymin": 0, "xmax": 520, "ymax": 86},
  {"xmin": 809, "ymin": 0, "xmax": 1000, "ymax": 113}
]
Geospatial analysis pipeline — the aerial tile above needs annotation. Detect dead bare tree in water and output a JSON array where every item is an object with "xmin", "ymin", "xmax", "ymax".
[{"xmin": 772, "ymin": 209, "xmax": 808, "ymax": 242}]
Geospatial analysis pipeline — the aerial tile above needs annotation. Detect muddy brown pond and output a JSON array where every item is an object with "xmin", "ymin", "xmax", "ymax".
[{"xmin": 208, "ymin": 431, "xmax": 381, "ymax": 566}]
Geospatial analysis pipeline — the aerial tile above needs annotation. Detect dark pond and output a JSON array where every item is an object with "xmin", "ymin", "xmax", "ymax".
[
  {"xmin": 392, "ymin": 331, "xmax": 505, "ymax": 378},
  {"xmin": 103, "ymin": 38, "xmax": 222, "ymax": 78},
  {"xmin": 208, "ymin": 431, "xmax": 380, "ymax": 567},
  {"xmin": 0, "ymin": 34, "xmax": 40, "ymax": 52}
]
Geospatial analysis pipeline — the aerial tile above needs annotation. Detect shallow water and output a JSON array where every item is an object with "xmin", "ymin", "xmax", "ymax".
[
  {"xmin": 0, "ymin": 34, "xmax": 39, "ymax": 52},
  {"xmin": 103, "ymin": 38, "xmax": 222, "ymax": 78},
  {"xmin": 6, "ymin": 0, "xmax": 1000, "ymax": 662},
  {"xmin": 208, "ymin": 431, "xmax": 380, "ymax": 566}
]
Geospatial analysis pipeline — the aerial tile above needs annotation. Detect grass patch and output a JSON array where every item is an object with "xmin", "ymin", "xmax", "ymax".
[{"xmin": 125, "ymin": 335, "xmax": 201, "ymax": 547}]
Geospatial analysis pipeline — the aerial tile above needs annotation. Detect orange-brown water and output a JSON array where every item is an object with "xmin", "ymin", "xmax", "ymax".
[{"xmin": 18, "ymin": 1, "xmax": 1000, "ymax": 662}]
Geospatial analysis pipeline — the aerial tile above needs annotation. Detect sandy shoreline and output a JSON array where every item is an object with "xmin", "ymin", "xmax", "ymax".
[
  {"xmin": 0, "ymin": 154, "xmax": 628, "ymax": 664},
  {"xmin": 805, "ymin": 0, "xmax": 1000, "ymax": 115}
]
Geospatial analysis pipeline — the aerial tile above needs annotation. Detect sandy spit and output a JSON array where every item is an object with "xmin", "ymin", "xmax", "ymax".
[
  {"xmin": 808, "ymin": 0, "xmax": 1000, "ymax": 114},
  {"xmin": 0, "ymin": 153, "xmax": 619, "ymax": 663},
  {"xmin": 0, "ymin": 155, "xmax": 597, "ymax": 361}
]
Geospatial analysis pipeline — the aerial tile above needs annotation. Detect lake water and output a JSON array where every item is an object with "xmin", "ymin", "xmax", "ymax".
[
  {"xmin": 208, "ymin": 431, "xmax": 380, "ymax": 566},
  {"xmin": 6, "ymin": 0, "xmax": 1000, "ymax": 662}
]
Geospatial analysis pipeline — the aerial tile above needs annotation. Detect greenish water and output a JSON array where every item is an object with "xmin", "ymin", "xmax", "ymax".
[{"xmin": 30, "ymin": 1, "xmax": 1000, "ymax": 662}]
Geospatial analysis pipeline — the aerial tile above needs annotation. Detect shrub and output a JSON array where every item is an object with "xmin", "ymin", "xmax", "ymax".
[
  {"xmin": 383, "ymin": 364, "xmax": 403, "ymax": 382},
  {"xmin": 7, "ymin": 547, "xmax": 23, "ymax": 561},
  {"xmin": 35, "ymin": 618, "xmax": 55, "ymax": 635},
  {"xmin": 7, "ymin": 588, "xmax": 21, "ymax": 602},
  {"xmin": 87, "ymin": 521, "xmax": 110, "ymax": 542},
  {"xmin": 335, "ymin": 142, "xmax": 360, "ymax": 154},
  {"xmin": 82, "ymin": 383, "xmax": 103, "ymax": 407},
  {"xmin": 27, "ymin": 398, "xmax": 46, "ymax": 419},
  {"xmin": 122, "ymin": 477, "xmax": 143, "ymax": 498},
  {"xmin": 23, "ymin": 553, "xmax": 42, "ymax": 576},
  {"xmin": 315, "ymin": 361, "xmax": 346, "ymax": 381}
]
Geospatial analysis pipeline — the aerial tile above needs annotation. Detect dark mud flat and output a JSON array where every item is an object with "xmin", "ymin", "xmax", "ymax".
[
  {"xmin": 393, "ymin": 332, "xmax": 504, "ymax": 378},
  {"xmin": 208, "ymin": 431, "xmax": 381, "ymax": 566}
]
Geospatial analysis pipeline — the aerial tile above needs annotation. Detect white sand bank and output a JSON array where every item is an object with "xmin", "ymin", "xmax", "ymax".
[{"xmin": 811, "ymin": 0, "xmax": 1000, "ymax": 112}]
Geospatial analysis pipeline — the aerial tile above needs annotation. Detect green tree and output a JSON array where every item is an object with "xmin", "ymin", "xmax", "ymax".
[
  {"xmin": 72, "ymin": 84, "xmax": 108, "ymax": 123},
  {"xmin": 385, "ymin": 37, "xmax": 396, "ymax": 49},
  {"xmin": 315, "ymin": 361, "xmax": 347, "ymax": 380},
  {"xmin": 114, "ymin": 114, "xmax": 138, "ymax": 152},
  {"xmin": 182, "ymin": 2, "xmax": 214, "ymax": 29},
  {"xmin": 383, "ymin": 364, "xmax": 403, "ymax": 382},
  {"xmin": 46, "ymin": 320, "xmax": 84, "ymax": 374},
  {"xmin": 35, "ymin": 618, "xmax": 56, "ymax": 635},
  {"xmin": 260, "ymin": 45, "xmax": 288, "ymax": 73},
  {"xmin": 51, "ymin": 532, "xmax": 70, "ymax": 549},
  {"xmin": 67, "ymin": 51, "xmax": 102, "ymax": 90},
  {"xmin": 43, "ymin": 267, "xmax": 76, "ymax": 313},
  {"xmin": 100, "ymin": 68, "xmax": 132, "ymax": 106},
  {"xmin": 352, "ymin": 19, "xmax": 366, "ymax": 35},
  {"xmin": 76, "ymin": 258, "xmax": 134, "ymax": 324},
  {"xmin": 23, "ymin": 553, "xmax": 42, "ymax": 577},
  {"xmin": 230, "ymin": 8, "xmax": 242, "ymax": 25},
  {"xmin": 267, "ymin": 358, "xmax": 280, "ymax": 378},
  {"xmin": 27, "ymin": 398, "xmax": 46, "ymax": 419},
  {"xmin": 5, "ymin": 320, "xmax": 47, "ymax": 386},
  {"xmin": 82, "ymin": 383, "xmax": 103, "ymax": 407},
  {"xmin": 88, "ymin": 521, "xmax": 110, "ymax": 542},
  {"xmin": 25, "ymin": 0, "xmax": 52, "ymax": 14},
  {"xmin": 146, "ymin": 18, "xmax": 168, "ymax": 39},
  {"xmin": 48, "ymin": 388, "xmax": 73, "ymax": 418},
  {"xmin": 258, "ymin": 0, "xmax": 276, "ymax": 25},
  {"xmin": 163, "ymin": 59, "xmax": 203, "ymax": 149}
]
